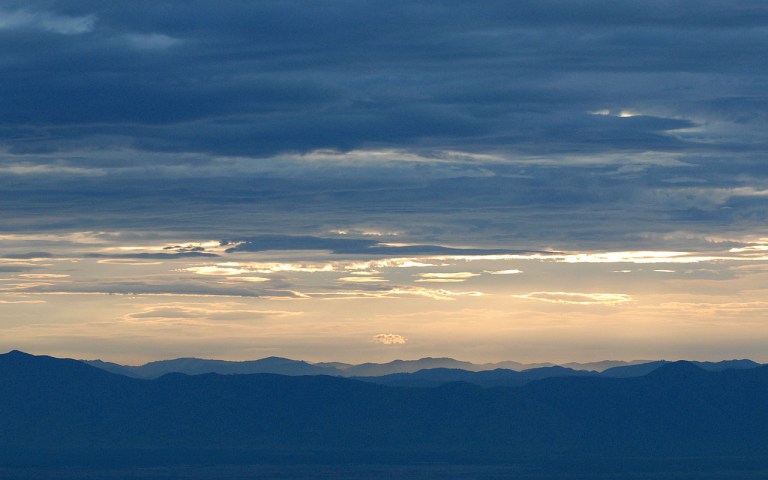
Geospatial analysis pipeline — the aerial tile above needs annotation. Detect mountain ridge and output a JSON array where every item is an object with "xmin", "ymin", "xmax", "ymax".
[
  {"xmin": 3, "ymin": 350, "xmax": 768, "ymax": 467},
  {"xmin": 80, "ymin": 354, "xmax": 762, "ymax": 381}
]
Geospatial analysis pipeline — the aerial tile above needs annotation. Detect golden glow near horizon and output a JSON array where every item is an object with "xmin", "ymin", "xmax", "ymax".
[{"xmin": 1, "ymin": 233, "xmax": 768, "ymax": 364}]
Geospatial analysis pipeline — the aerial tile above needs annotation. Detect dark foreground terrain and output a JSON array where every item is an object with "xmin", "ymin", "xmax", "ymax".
[
  {"xmin": 3, "ymin": 460, "xmax": 768, "ymax": 480},
  {"xmin": 2, "ymin": 350, "xmax": 768, "ymax": 478}
]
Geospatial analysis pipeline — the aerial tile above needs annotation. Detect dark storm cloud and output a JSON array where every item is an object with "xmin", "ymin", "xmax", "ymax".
[
  {"xmin": 0, "ymin": 162, "xmax": 764, "ymax": 253},
  {"xmin": 1, "ymin": 1, "xmax": 767, "ymax": 254},
  {"xmin": 2, "ymin": 0, "xmax": 766, "ymax": 159}
]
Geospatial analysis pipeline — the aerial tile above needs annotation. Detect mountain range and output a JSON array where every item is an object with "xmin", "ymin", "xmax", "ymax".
[
  {"xmin": 3, "ymin": 350, "xmax": 768, "ymax": 469},
  {"xmin": 82, "ymin": 355, "xmax": 762, "ymax": 386},
  {"xmin": 84, "ymin": 356, "xmax": 665, "ymax": 379}
]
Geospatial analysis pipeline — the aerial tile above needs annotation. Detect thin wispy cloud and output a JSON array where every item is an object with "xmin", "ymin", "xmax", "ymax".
[
  {"xmin": 516, "ymin": 292, "xmax": 634, "ymax": 305},
  {"xmin": 0, "ymin": 8, "xmax": 95, "ymax": 34}
]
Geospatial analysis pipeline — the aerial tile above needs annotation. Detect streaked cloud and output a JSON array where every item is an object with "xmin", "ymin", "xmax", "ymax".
[
  {"xmin": 185, "ymin": 262, "xmax": 336, "ymax": 275},
  {"xmin": 226, "ymin": 276, "xmax": 271, "ymax": 283},
  {"xmin": 516, "ymin": 292, "xmax": 634, "ymax": 305},
  {"xmin": 659, "ymin": 301, "xmax": 768, "ymax": 316},
  {"xmin": 338, "ymin": 277, "xmax": 390, "ymax": 284},
  {"xmin": 2, "ymin": 279, "xmax": 296, "ymax": 299},
  {"xmin": 184, "ymin": 266, "xmax": 250, "ymax": 276},
  {"xmin": 300, "ymin": 286, "xmax": 485, "ymax": 301},
  {"xmin": 415, "ymin": 272, "xmax": 480, "ymax": 283},
  {"xmin": 16, "ymin": 274, "xmax": 70, "ymax": 279},
  {"xmin": 225, "ymin": 235, "xmax": 525, "ymax": 256},
  {"xmin": 0, "ymin": 8, "xmax": 95, "ymax": 34},
  {"xmin": 122, "ymin": 33, "xmax": 181, "ymax": 50},
  {"xmin": 126, "ymin": 304, "xmax": 302, "ymax": 321},
  {"xmin": 486, "ymin": 269, "xmax": 523, "ymax": 275}
]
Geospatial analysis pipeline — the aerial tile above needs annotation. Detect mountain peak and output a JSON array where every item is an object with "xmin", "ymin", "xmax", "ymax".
[
  {"xmin": 647, "ymin": 360, "xmax": 706, "ymax": 378},
  {"xmin": 4, "ymin": 350, "xmax": 32, "ymax": 357},
  {"xmin": 1, "ymin": 350, "xmax": 37, "ymax": 363}
]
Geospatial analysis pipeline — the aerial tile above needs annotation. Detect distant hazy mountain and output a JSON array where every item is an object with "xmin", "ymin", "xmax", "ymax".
[
  {"xmin": 83, "ymin": 356, "xmax": 338, "ymax": 379},
  {"xmin": 4, "ymin": 349, "xmax": 768, "ymax": 469},
  {"xmin": 83, "ymin": 355, "xmax": 761, "ymax": 380},
  {"xmin": 602, "ymin": 359, "xmax": 761, "ymax": 378},
  {"xmin": 83, "ymin": 356, "xmax": 550, "ymax": 378},
  {"xmin": 354, "ymin": 360, "xmax": 764, "ymax": 387},
  {"xmin": 338, "ymin": 357, "xmax": 479, "ymax": 376},
  {"xmin": 561, "ymin": 359, "xmax": 654, "ymax": 371}
]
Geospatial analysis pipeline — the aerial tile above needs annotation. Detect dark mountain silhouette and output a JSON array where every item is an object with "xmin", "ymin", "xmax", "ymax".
[
  {"xmin": 354, "ymin": 360, "xmax": 763, "ymax": 387},
  {"xmin": 82, "ymin": 358, "xmax": 139, "ymax": 377},
  {"xmin": 602, "ymin": 358, "xmax": 761, "ymax": 378},
  {"xmin": 694, "ymin": 358, "xmax": 761, "ymax": 371},
  {"xmin": 353, "ymin": 366, "xmax": 597, "ymax": 387},
  {"xmin": 3, "ymin": 350, "xmax": 768, "ymax": 468}
]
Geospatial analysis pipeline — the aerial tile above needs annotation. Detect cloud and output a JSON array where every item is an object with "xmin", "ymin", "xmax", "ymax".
[
  {"xmin": 294, "ymin": 286, "xmax": 485, "ymax": 301},
  {"xmin": 184, "ymin": 265, "xmax": 250, "ymax": 276},
  {"xmin": 0, "ymin": 164, "xmax": 102, "ymax": 176},
  {"xmin": 486, "ymin": 269, "xmax": 523, "ymax": 275},
  {"xmin": 224, "ymin": 235, "xmax": 526, "ymax": 256},
  {"xmin": 338, "ymin": 277, "xmax": 389, "ymax": 283},
  {"xmin": 16, "ymin": 273, "xmax": 70, "ymax": 279},
  {"xmin": 0, "ymin": 9, "xmax": 95, "ymax": 34},
  {"xmin": 0, "ymin": 265, "xmax": 42, "ymax": 273},
  {"xmin": 226, "ymin": 276, "xmax": 271, "ymax": 283},
  {"xmin": 96, "ymin": 260, "xmax": 164, "ymax": 266},
  {"xmin": 122, "ymin": 33, "xmax": 181, "ymax": 50},
  {"xmin": 185, "ymin": 262, "xmax": 335, "ymax": 275},
  {"xmin": 372, "ymin": 333, "xmax": 407, "ymax": 345},
  {"xmin": 5, "ymin": 0, "xmax": 764, "ymax": 164},
  {"xmin": 5, "ymin": 279, "xmax": 300, "ymax": 299},
  {"xmin": 557, "ymin": 250, "xmax": 768, "ymax": 264},
  {"xmin": 659, "ymin": 301, "xmax": 768, "ymax": 316},
  {"xmin": 126, "ymin": 304, "xmax": 301, "ymax": 321},
  {"xmin": 1, "ymin": 252, "xmax": 54, "ymax": 259},
  {"xmin": 85, "ymin": 252, "xmax": 218, "ymax": 259},
  {"xmin": 128, "ymin": 307, "xmax": 211, "ymax": 319},
  {"xmin": 387, "ymin": 287, "xmax": 485, "ymax": 301},
  {"xmin": 516, "ymin": 292, "xmax": 634, "ymax": 305},
  {"xmin": 0, "ymin": 299, "xmax": 47, "ymax": 304},
  {"xmin": 415, "ymin": 272, "xmax": 479, "ymax": 283}
]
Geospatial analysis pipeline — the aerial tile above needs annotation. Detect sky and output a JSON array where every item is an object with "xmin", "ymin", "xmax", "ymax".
[{"xmin": 1, "ymin": 0, "xmax": 768, "ymax": 364}]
